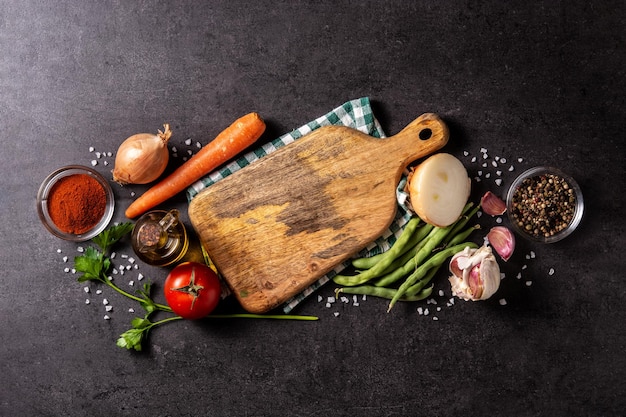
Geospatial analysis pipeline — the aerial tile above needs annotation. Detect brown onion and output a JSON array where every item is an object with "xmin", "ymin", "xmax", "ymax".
[{"xmin": 112, "ymin": 124, "xmax": 172, "ymax": 185}]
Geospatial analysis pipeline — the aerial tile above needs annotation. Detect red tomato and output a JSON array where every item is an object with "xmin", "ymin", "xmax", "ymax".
[{"xmin": 164, "ymin": 262, "xmax": 221, "ymax": 319}]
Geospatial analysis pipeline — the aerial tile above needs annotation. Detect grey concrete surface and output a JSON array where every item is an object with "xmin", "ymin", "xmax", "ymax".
[{"xmin": 1, "ymin": 1, "xmax": 624, "ymax": 416}]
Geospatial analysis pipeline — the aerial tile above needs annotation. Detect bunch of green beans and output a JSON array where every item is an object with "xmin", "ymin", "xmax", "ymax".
[{"xmin": 333, "ymin": 202, "xmax": 480, "ymax": 312}]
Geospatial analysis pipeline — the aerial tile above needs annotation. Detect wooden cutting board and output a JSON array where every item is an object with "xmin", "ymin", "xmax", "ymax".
[{"xmin": 188, "ymin": 113, "xmax": 449, "ymax": 313}]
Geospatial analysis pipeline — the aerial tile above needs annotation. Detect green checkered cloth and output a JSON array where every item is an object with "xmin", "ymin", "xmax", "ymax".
[{"xmin": 187, "ymin": 97, "xmax": 414, "ymax": 313}]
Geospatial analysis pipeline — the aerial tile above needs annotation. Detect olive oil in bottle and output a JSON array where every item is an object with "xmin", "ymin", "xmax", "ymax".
[{"xmin": 131, "ymin": 209, "xmax": 189, "ymax": 267}]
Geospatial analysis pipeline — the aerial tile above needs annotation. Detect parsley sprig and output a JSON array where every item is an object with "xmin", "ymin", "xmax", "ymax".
[{"xmin": 73, "ymin": 223, "xmax": 180, "ymax": 351}]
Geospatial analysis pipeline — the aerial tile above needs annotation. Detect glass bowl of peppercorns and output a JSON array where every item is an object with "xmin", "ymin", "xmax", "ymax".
[
  {"xmin": 37, "ymin": 165, "xmax": 115, "ymax": 242},
  {"xmin": 506, "ymin": 166, "xmax": 584, "ymax": 243}
]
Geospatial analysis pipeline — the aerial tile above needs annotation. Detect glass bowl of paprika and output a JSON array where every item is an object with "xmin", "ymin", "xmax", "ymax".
[
  {"xmin": 506, "ymin": 166, "xmax": 584, "ymax": 244},
  {"xmin": 37, "ymin": 165, "xmax": 115, "ymax": 242}
]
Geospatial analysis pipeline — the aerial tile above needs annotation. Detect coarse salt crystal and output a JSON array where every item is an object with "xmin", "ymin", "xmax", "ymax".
[
  {"xmin": 485, "ymin": 172, "xmax": 491, "ymax": 178},
  {"xmin": 185, "ymin": 138, "xmax": 192, "ymax": 145},
  {"xmin": 432, "ymin": 316, "xmax": 439, "ymax": 321},
  {"xmin": 325, "ymin": 303, "xmax": 331, "ymax": 308},
  {"xmin": 522, "ymin": 264, "xmax": 528, "ymax": 270},
  {"xmin": 496, "ymin": 170, "xmax": 502, "ymax": 176},
  {"xmin": 172, "ymin": 146, "xmax": 177, "ymax": 153},
  {"xmin": 63, "ymin": 256, "xmax": 68, "ymax": 262},
  {"xmin": 103, "ymin": 161, "xmax": 109, "ymax": 167},
  {"xmin": 137, "ymin": 273, "xmax": 144, "ymax": 281},
  {"xmin": 196, "ymin": 142, "xmax": 202, "ymax": 148},
  {"xmin": 91, "ymin": 160, "xmax": 98, "ymax": 166},
  {"xmin": 327, "ymin": 296, "xmax": 335, "ymax": 303},
  {"xmin": 333, "ymin": 312, "xmax": 340, "ymax": 317},
  {"xmin": 496, "ymin": 217, "xmax": 502, "ymax": 223},
  {"xmin": 495, "ymin": 156, "xmax": 500, "ymax": 161},
  {"xmin": 424, "ymin": 308, "xmax": 430, "ymax": 316},
  {"xmin": 340, "ymin": 296, "xmax": 349, "ymax": 303},
  {"xmin": 128, "ymin": 281, "xmax": 134, "ymax": 286},
  {"xmin": 463, "ymin": 151, "xmax": 469, "ymax": 156},
  {"xmin": 96, "ymin": 289, "xmax": 102, "ymax": 294},
  {"xmin": 517, "ymin": 157, "xmax": 524, "ymax": 163},
  {"xmin": 111, "ymin": 252, "xmax": 116, "ymax": 259},
  {"xmin": 480, "ymin": 147, "xmax": 487, "ymax": 154},
  {"xmin": 477, "ymin": 170, "xmax": 483, "ymax": 176},
  {"xmin": 128, "ymin": 257, "xmax": 135, "ymax": 264},
  {"xmin": 64, "ymin": 267, "xmax": 70, "ymax": 273},
  {"xmin": 104, "ymin": 315, "xmax": 110, "ymax": 320},
  {"xmin": 516, "ymin": 273, "xmax": 522, "ymax": 279},
  {"xmin": 95, "ymin": 152, "xmax": 101, "ymax": 158},
  {"xmin": 436, "ymin": 307, "xmax": 442, "ymax": 312},
  {"xmin": 85, "ymin": 299, "xmax": 90, "ymax": 304},
  {"xmin": 495, "ymin": 179, "xmax": 502, "ymax": 186},
  {"xmin": 471, "ymin": 156, "xmax": 477, "ymax": 163},
  {"xmin": 499, "ymin": 298, "xmax": 507, "ymax": 305},
  {"xmin": 317, "ymin": 295, "xmax": 323, "ymax": 302},
  {"xmin": 121, "ymin": 254, "xmax": 128, "ymax": 259},
  {"xmin": 125, "ymin": 265, "xmax": 131, "ymax": 271},
  {"xmin": 128, "ymin": 308, "xmax": 135, "ymax": 313},
  {"xmin": 84, "ymin": 287, "xmax": 90, "ymax": 293},
  {"xmin": 483, "ymin": 153, "xmax": 489, "ymax": 159},
  {"xmin": 112, "ymin": 268, "xmax": 118, "ymax": 275},
  {"xmin": 57, "ymin": 248, "xmax": 62, "ymax": 253},
  {"xmin": 417, "ymin": 307, "xmax": 423, "ymax": 315},
  {"xmin": 548, "ymin": 268, "xmax": 555, "ymax": 276},
  {"xmin": 105, "ymin": 305, "xmax": 113, "ymax": 312},
  {"xmin": 508, "ymin": 165, "xmax": 515, "ymax": 172},
  {"xmin": 482, "ymin": 162, "xmax": 488, "ymax": 168},
  {"xmin": 530, "ymin": 251, "xmax": 536, "ymax": 259},
  {"xmin": 449, "ymin": 298, "xmax": 455, "ymax": 305},
  {"xmin": 103, "ymin": 298, "xmax": 109, "ymax": 305},
  {"xmin": 525, "ymin": 281, "xmax": 533, "ymax": 286},
  {"xmin": 77, "ymin": 246, "xmax": 84, "ymax": 253},
  {"xmin": 187, "ymin": 149, "xmax": 193, "ymax": 156},
  {"xmin": 107, "ymin": 152, "xmax": 112, "ymax": 157},
  {"xmin": 89, "ymin": 146, "xmax": 95, "ymax": 152},
  {"xmin": 438, "ymin": 290, "xmax": 444, "ymax": 297},
  {"xmin": 500, "ymin": 158, "xmax": 507, "ymax": 164},
  {"xmin": 492, "ymin": 161, "xmax": 498, "ymax": 167}
]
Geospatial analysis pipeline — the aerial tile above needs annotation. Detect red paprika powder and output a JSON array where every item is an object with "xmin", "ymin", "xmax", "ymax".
[{"xmin": 47, "ymin": 173, "xmax": 107, "ymax": 234}]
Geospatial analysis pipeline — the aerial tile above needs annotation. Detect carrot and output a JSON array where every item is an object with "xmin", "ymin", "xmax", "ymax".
[{"xmin": 125, "ymin": 112, "xmax": 266, "ymax": 218}]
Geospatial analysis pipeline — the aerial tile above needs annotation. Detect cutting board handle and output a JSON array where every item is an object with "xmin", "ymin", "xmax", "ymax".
[{"xmin": 379, "ymin": 113, "xmax": 449, "ymax": 167}]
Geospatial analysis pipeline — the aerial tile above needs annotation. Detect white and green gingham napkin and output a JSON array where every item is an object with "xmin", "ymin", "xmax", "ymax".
[{"xmin": 187, "ymin": 97, "xmax": 414, "ymax": 313}]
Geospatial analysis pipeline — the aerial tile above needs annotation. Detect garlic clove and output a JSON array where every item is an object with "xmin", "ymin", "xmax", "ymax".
[
  {"xmin": 480, "ymin": 191, "xmax": 507, "ymax": 216},
  {"xmin": 487, "ymin": 226, "xmax": 515, "ymax": 262}
]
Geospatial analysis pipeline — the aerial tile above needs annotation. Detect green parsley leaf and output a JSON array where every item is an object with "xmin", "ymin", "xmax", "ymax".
[
  {"xmin": 74, "ymin": 247, "xmax": 105, "ymax": 282},
  {"xmin": 117, "ymin": 328, "xmax": 147, "ymax": 351},
  {"xmin": 93, "ymin": 222, "xmax": 134, "ymax": 253}
]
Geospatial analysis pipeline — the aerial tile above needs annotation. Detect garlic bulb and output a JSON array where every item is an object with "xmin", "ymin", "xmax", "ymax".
[{"xmin": 449, "ymin": 245, "xmax": 501, "ymax": 301}]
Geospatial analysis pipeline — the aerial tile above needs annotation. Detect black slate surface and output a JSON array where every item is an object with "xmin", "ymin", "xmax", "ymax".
[{"xmin": 1, "ymin": 1, "xmax": 625, "ymax": 416}]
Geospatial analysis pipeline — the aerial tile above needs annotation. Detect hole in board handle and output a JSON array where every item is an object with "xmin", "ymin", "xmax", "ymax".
[{"xmin": 419, "ymin": 128, "xmax": 433, "ymax": 140}]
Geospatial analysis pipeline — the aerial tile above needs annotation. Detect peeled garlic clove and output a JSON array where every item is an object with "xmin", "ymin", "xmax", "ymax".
[
  {"xmin": 449, "ymin": 245, "xmax": 501, "ymax": 301},
  {"xmin": 487, "ymin": 226, "xmax": 515, "ymax": 262},
  {"xmin": 480, "ymin": 191, "xmax": 507, "ymax": 216}
]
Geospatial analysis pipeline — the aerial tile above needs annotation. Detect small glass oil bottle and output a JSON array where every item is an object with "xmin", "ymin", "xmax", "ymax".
[{"xmin": 131, "ymin": 209, "xmax": 189, "ymax": 267}]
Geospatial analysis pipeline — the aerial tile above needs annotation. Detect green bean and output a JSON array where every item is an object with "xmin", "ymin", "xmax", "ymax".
[
  {"xmin": 447, "ymin": 224, "xmax": 480, "ymax": 247},
  {"xmin": 404, "ymin": 264, "xmax": 440, "ymax": 296},
  {"xmin": 373, "ymin": 223, "xmax": 453, "ymax": 288},
  {"xmin": 351, "ymin": 223, "xmax": 433, "ymax": 270},
  {"xmin": 336, "ymin": 284, "xmax": 433, "ymax": 302},
  {"xmin": 443, "ymin": 203, "xmax": 480, "ymax": 246},
  {"xmin": 333, "ymin": 217, "xmax": 422, "ymax": 286},
  {"xmin": 387, "ymin": 241, "xmax": 478, "ymax": 312}
]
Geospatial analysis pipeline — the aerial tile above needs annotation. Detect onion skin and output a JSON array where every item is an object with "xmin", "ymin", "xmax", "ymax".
[{"xmin": 112, "ymin": 124, "xmax": 172, "ymax": 185}]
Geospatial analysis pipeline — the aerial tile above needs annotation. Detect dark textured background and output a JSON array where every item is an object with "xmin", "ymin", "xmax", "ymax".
[{"xmin": 1, "ymin": 1, "xmax": 625, "ymax": 416}]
